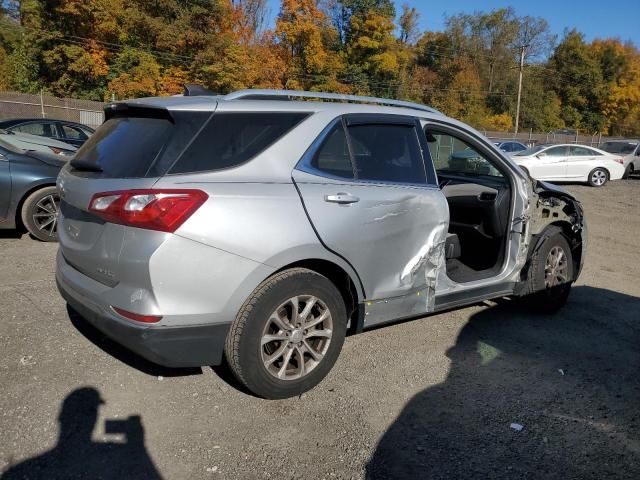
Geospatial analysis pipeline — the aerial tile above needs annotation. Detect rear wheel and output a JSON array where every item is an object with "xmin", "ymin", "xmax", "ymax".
[
  {"xmin": 588, "ymin": 168, "xmax": 608, "ymax": 187},
  {"xmin": 225, "ymin": 268, "xmax": 347, "ymax": 399},
  {"xmin": 21, "ymin": 186, "xmax": 59, "ymax": 242},
  {"xmin": 524, "ymin": 232, "xmax": 574, "ymax": 313}
]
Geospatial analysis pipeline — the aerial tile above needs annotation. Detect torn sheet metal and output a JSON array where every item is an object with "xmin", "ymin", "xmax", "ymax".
[{"xmin": 363, "ymin": 222, "xmax": 448, "ymax": 327}]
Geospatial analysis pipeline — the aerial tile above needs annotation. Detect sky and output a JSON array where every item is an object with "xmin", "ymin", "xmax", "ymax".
[{"xmin": 265, "ymin": 0, "xmax": 640, "ymax": 46}]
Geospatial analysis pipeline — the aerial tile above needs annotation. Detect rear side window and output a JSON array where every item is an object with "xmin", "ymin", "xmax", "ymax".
[
  {"xmin": 169, "ymin": 112, "xmax": 309, "ymax": 174},
  {"xmin": 570, "ymin": 146, "xmax": 600, "ymax": 156},
  {"xmin": 310, "ymin": 123, "xmax": 354, "ymax": 179},
  {"xmin": 348, "ymin": 124, "xmax": 426, "ymax": 184}
]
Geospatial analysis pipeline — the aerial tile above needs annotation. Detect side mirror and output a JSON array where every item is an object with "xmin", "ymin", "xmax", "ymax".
[{"xmin": 536, "ymin": 152, "xmax": 547, "ymax": 159}]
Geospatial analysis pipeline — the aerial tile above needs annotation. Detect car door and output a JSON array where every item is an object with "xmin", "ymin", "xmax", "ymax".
[
  {"xmin": 566, "ymin": 146, "xmax": 600, "ymax": 178},
  {"xmin": 0, "ymin": 146, "xmax": 12, "ymax": 221},
  {"xmin": 292, "ymin": 115, "xmax": 449, "ymax": 323},
  {"xmin": 531, "ymin": 146, "xmax": 568, "ymax": 180}
]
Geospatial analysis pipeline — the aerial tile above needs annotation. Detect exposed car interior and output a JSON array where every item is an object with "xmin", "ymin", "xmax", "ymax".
[{"xmin": 425, "ymin": 129, "xmax": 511, "ymax": 283}]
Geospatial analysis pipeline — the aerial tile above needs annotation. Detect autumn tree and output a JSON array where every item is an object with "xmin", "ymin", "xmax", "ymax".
[
  {"xmin": 549, "ymin": 30, "xmax": 607, "ymax": 133},
  {"xmin": 276, "ymin": 0, "xmax": 347, "ymax": 91}
]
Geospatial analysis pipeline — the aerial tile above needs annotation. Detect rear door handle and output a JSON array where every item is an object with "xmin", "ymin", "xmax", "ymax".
[{"xmin": 324, "ymin": 193, "xmax": 360, "ymax": 204}]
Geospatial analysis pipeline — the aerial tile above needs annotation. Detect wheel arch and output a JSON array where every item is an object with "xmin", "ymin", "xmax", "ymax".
[
  {"xmin": 272, "ymin": 258, "xmax": 364, "ymax": 334},
  {"xmin": 524, "ymin": 221, "xmax": 583, "ymax": 284},
  {"xmin": 14, "ymin": 182, "xmax": 57, "ymax": 230}
]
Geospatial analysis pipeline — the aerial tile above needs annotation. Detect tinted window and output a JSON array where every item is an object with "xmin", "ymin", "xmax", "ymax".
[
  {"xmin": 512, "ymin": 143, "xmax": 527, "ymax": 152},
  {"xmin": 427, "ymin": 132, "xmax": 503, "ymax": 178},
  {"xmin": 600, "ymin": 141, "xmax": 638, "ymax": 154},
  {"xmin": 62, "ymin": 125, "xmax": 88, "ymax": 140},
  {"xmin": 12, "ymin": 122, "xmax": 55, "ymax": 137},
  {"xmin": 545, "ymin": 146, "xmax": 568, "ymax": 157},
  {"xmin": 348, "ymin": 124, "xmax": 426, "ymax": 184},
  {"xmin": 170, "ymin": 113, "xmax": 308, "ymax": 174},
  {"xmin": 570, "ymin": 146, "xmax": 595, "ymax": 156},
  {"xmin": 311, "ymin": 123, "xmax": 354, "ymax": 179},
  {"xmin": 72, "ymin": 117, "xmax": 174, "ymax": 177}
]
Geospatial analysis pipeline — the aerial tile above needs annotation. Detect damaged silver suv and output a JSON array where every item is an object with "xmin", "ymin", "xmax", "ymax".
[{"xmin": 55, "ymin": 88, "xmax": 586, "ymax": 399}]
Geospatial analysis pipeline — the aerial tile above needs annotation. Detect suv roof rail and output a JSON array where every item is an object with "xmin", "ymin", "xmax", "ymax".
[{"xmin": 222, "ymin": 89, "xmax": 442, "ymax": 114}]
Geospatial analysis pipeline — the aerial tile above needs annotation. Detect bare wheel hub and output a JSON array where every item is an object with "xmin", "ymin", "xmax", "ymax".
[{"xmin": 289, "ymin": 329, "xmax": 304, "ymax": 344}]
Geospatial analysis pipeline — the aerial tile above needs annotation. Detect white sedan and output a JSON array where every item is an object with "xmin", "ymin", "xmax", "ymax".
[{"xmin": 512, "ymin": 144, "xmax": 626, "ymax": 187}]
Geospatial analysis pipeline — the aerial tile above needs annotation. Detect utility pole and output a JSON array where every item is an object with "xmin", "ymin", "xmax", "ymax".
[{"xmin": 514, "ymin": 44, "xmax": 527, "ymax": 135}]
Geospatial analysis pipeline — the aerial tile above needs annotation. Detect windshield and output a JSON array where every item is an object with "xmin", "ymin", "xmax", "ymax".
[
  {"xmin": 599, "ymin": 141, "xmax": 638, "ymax": 154},
  {"xmin": 514, "ymin": 145, "xmax": 546, "ymax": 156},
  {"xmin": 0, "ymin": 135, "xmax": 27, "ymax": 154}
]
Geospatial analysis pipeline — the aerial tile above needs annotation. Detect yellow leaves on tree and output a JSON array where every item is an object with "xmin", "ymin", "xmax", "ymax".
[
  {"xmin": 483, "ymin": 113, "xmax": 513, "ymax": 131},
  {"xmin": 591, "ymin": 39, "xmax": 640, "ymax": 135},
  {"xmin": 106, "ymin": 50, "xmax": 161, "ymax": 100},
  {"xmin": 349, "ymin": 12, "xmax": 402, "ymax": 77},
  {"xmin": 276, "ymin": 0, "xmax": 335, "ymax": 86}
]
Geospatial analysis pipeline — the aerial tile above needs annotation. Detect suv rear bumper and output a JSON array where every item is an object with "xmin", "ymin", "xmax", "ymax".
[{"xmin": 57, "ymin": 272, "xmax": 229, "ymax": 368}]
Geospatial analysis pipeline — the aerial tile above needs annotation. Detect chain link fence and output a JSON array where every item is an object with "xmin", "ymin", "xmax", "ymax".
[
  {"xmin": 483, "ymin": 130, "xmax": 623, "ymax": 148},
  {"xmin": 0, "ymin": 90, "xmax": 626, "ymax": 146},
  {"xmin": 0, "ymin": 91, "xmax": 105, "ymax": 128}
]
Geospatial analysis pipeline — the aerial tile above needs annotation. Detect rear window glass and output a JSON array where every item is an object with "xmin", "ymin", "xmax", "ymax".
[
  {"xmin": 169, "ymin": 112, "xmax": 309, "ymax": 174},
  {"xmin": 600, "ymin": 141, "xmax": 638, "ymax": 154},
  {"xmin": 72, "ymin": 117, "xmax": 174, "ymax": 177}
]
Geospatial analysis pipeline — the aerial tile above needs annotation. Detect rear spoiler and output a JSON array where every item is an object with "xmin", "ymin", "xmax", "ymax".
[{"xmin": 103, "ymin": 103, "xmax": 173, "ymax": 122}]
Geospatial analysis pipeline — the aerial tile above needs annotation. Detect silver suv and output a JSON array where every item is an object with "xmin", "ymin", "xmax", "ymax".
[{"xmin": 55, "ymin": 88, "xmax": 587, "ymax": 399}]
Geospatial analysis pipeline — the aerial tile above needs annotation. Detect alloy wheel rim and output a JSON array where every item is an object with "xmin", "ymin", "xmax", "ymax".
[
  {"xmin": 260, "ymin": 295, "xmax": 333, "ymax": 381},
  {"xmin": 544, "ymin": 245, "xmax": 568, "ymax": 288},
  {"xmin": 592, "ymin": 170, "xmax": 606, "ymax": 185},
  {"xmin": 32, "ymin": 194, "xmax": 59, "ymax": 237}
]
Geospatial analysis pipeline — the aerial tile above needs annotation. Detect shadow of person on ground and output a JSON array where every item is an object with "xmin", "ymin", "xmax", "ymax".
[
  {"xmin": 67, "ymin": 305, "xmax": 202, "ymax": 378},
  {"xmin": 1, "ymin": 387, "xmax": 162, "ymax": 480},
  {"xmin": 367, "ymin": 286, "xmax": 640, "ymax": 479}
]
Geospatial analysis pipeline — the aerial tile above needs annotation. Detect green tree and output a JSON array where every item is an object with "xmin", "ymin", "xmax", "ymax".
[{"xmin": 549, "ymin": 30, "xmax": 607, "ymax": 133}]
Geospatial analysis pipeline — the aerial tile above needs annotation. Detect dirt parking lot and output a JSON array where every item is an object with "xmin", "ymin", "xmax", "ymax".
[{"xmin": 1, "ymin": 180, "xmax": 639, "ymax": 479}]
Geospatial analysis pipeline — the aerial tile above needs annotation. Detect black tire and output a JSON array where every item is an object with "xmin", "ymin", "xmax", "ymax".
[
  {"xmin": 523, "ymin": 232, "xmax": 574, "ymax": 313},
  {"xmin": 622, "ymin": 164, "xmax": 632, "ymax": 179},
  {"xmin": 225, "ymin": 268, "xmax": 347, "ymax": 399},
  {"xmin": 21, "ymin": 186, "xmax": 59, "ymax": 242},
  {"xmin": 587, "ymin": 167, "xmax": 608, "ymax": 187}
]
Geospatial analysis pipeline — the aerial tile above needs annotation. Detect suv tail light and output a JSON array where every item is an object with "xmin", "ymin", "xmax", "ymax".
[{"xmin": 89, "ymin": 189, "xmax": 208, "ymax": 232}]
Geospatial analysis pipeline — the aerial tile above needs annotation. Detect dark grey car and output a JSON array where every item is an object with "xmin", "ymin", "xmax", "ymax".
[
  {"xmin": 0, "ymin": 137, "xmax": 65, "ymax": 241},
  {"xmin": 0, "ymin": 118, "xmax": 94, "ymax": 148}
]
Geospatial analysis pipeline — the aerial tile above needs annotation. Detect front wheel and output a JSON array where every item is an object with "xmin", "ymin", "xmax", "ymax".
[
  {"xmin": 588, "ymin": 168, "xmax": 608, "ymax": 187},
  {"xmin": 21, "ymin": 186, "xmax": 59, "ymax": 242},
  {"xmin": 524, "ymin": 232, "xmax": 574, "ymax": 313},
  {"xmin": 623, "ymin": 164, "xmax": 632, "ymax": 179},
  {"xmin": 225, "ymin": 268, "xmax": 347, "ymax": 399}
]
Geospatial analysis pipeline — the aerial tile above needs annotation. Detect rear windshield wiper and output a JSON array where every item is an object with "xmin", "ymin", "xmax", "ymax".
[{"xmin": 70, "ymin": 158, "xmax": 103, "ymax": 172}]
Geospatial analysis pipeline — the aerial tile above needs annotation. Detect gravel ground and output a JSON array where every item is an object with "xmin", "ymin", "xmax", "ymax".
[{"xmin": 1, "ymin": 180, "xmax": 639, "ymax": 479}]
